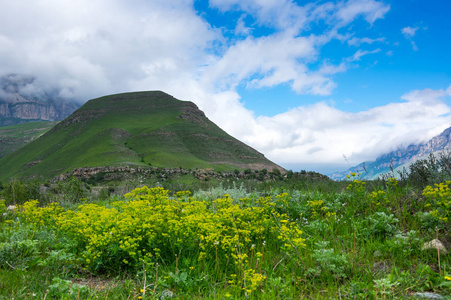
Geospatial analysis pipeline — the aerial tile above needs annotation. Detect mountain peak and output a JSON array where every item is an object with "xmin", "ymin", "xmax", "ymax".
[
  {"xmin": 329, "ymin": 125, "xmax": 451, "ymax": 180},
  {"xmin": 0, "ymin": 91, "xmax": 283, "ymax": 180}
]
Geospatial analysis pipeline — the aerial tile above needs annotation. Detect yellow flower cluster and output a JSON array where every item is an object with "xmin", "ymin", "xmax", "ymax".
[
  {"xmin": 0, "ymin": 199, "xmax": 5, "ymax": 214},
  {"xmin": 17, "ymin": 186, "xmax": 305, "ymax": 275},
  {"xmin": 369, "ymin": 190, "xmax": 387, "ymax": 207},
  {"xmin": 423, "ymin": 181, "xmax": 451, "ymax": 223},
  {"xmin": 306, "ymin": 199, "xmax": 336, "ymax": 220},
  {"xmin": 346, "ymin": 173, "xmax": 366, "ymax": 198},
  {"xmin": 386, "ymin": 177, "xmax": 398, "ymax": 188}
]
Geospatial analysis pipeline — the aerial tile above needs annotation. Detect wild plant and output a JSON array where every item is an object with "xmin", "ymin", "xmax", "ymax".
[
  {"xmin": 423, "ymin": 181, "xmax": 451, "ymax": 227},
  {"xmin": 48, "ymin": 276, "xmax": 89, "ymax": 299},
  {"xmin": 306, "ymin": 241, "xmax": 349, "ymax": 280},
  {"xmin": 346, "ymin": 173, "xmax": 367, "ymax": 214},
  {"xmin": 0, "ymin": 239, "xmax": 40, "ymax": 270},
  {"xmin": 360, "ymin": 212, "xmax": 399, "ymax": 240},
  {"xmin": 382, "ymin": 230, "xmax": 422, "ymax": 260}
]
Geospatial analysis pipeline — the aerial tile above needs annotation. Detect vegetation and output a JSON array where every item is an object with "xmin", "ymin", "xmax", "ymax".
[
  {"xmin": 1, "ymin": 172, "xmax": 451, "ymax": 299},
  {"xmin": 406, "ymin": 152, "xmax": 451, "ymax": 189},
  {"xmin": 0, "ymin": 121, "xmax": 56, "ymax": 158}
]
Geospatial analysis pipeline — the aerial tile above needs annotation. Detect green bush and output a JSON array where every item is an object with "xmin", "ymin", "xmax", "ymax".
[{"xmin": 0, "ymin": 239, "xmax": 40, "ymax": 270}]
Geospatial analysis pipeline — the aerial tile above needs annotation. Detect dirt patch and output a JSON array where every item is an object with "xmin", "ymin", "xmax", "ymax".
[{"xmin": 71, "ymin": 277, "xmax": 121, "ymax": 291}]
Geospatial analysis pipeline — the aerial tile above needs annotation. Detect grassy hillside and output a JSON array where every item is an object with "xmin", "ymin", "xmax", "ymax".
[
  {"xmin": 0, "ymin": 121, "xmax": 56, "ymax": 158},
  {"xmin": 0, "ymin": 91, "xmax": 282, "ymax": 181}
]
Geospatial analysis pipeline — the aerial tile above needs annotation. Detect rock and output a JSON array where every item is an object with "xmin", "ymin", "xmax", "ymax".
[
  {"xmin": 161, "ymin": 289, "xmax": 174, "ymax": 298},
  {"xmin": 414, "ymin": 292, "xmax": 444, "ymax": 299},
  {"xmin": 421, "ymin": 239, "xmax": 448, "ymax": 254}
]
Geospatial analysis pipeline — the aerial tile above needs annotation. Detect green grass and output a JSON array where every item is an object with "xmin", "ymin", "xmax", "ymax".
[
  {"xmin": 1, "ymin": 177, "xmax": 450, "ymax": 299},
  {"xmin": 0, "ymin": 91, "xmax": 281, "ymax": 181},
  {"xmin": 0, "ymin": 121, "xmax": 56, "ymax": 158}
]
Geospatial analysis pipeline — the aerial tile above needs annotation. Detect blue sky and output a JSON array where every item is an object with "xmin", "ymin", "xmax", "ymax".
[
  {"xmin": 1, "ymin": 0, "xmax": 450, "ymax": 173},
  {"xmin": 199, "ymin": 0, "xmax": 451, "ymax": 115}
]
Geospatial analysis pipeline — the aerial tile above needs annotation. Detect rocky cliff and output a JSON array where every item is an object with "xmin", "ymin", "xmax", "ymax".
[{"xmin": 0, "ymin": 93, "xmax": 79, "ymax": 126}]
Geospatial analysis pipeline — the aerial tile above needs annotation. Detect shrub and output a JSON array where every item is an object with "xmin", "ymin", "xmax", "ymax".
[
  {"xmin": 18, "ymin": 187, "xmax": 305, "ymax": 276},
  {"xmin": 0, "ymin": 239, "xmax": 40, "ymax": 270},
  {"xmin": 360, "ymin": 212, "xmax": 399, "ymax": 240},
  {"xmin": 307, "ymin": 241, "xmax": 348, "ymax": 279}
]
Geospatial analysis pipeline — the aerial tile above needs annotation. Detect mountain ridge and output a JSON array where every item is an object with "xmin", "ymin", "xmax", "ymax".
[{"xmin": 329, "ymin": 126, "xmax": 451, "ymax": 180}]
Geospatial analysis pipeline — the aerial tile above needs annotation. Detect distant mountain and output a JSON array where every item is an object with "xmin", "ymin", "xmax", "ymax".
[
  {"xmin": 329, "ymin": 126, "xmax": 451, "ymax": 180},
  {"xmin": 0, "ymin": 74, "xmax": 80, "ymax": 126},
  {"xmin": 0, "ymin": 91, "xmax": 284, "ymax": 181},
  {"xmin": 0, "ymin": 93, "xmax": 79, "ymax": 126}
]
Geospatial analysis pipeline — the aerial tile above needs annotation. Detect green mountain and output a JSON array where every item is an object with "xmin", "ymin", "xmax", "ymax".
[
  {"xmin": 0, "ymin": 91, "xmax": 283, "ymax": 181},
  {"xmin": 0, "ymin": 121, "xmax": 56, "ymax": 158}
]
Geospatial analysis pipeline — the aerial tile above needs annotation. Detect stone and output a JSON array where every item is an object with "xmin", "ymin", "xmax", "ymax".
[
  {"xmin": 414, "ymin": 292, "xmax": 444, "ymax": 299},
  {"xmin": 421, "ymin": 239, "xmax": 448, "ymax": 254}
]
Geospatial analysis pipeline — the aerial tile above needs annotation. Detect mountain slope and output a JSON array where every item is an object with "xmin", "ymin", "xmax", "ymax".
[
  {"xmin": 0, "ymin": 121, "xmax": 56, "ymax": 158},
  {"xmin": 0, "ymin": 91, "xmax": 283, "ymax": 180},
  {"xmin": 329, "ymin": 126, "xmax": 451, "ymax": 180}
]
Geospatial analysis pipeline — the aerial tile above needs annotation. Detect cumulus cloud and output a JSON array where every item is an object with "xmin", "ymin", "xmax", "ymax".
[
  {"xmin": 334, "ymin": 0, "xmax": 390, "ymax": 25},
  {"xmin": 349, "ymin": 48, "xmax": 381, "ymax": 61},
  {"xmin": 0, "ymin": 0, "xmax": 218, "ymax": 102},
  {"xmin": 401, "ymin": 26, "xmax": 423, "ymax": 51},
  {"xmin": 209, "ymin": 0, "xmax": 310, "ymax": 33},
  {"xmin": 347, "ymin": 36, "xmax": 385, "ymax": 46},
  {"xmin": 0, "ymin": 0, "xmax": 391, "ymax": 104},
  {"xmin": 225, "ymin": 87, "xmax": 451, "ymax": 172},
  {"xmin": 401, "ymin": 26, "xmax": 419, "ymax": 38}
]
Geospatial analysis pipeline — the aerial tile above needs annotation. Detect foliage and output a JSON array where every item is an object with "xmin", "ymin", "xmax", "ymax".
[
  {"xmin": 422, "ymin": 181, "xmax": 451, "ymax": 229},
  {"xmin": 0, "ymin": 178, "xmax": 451, "ymax": 299},
  {"xmin": 360, "ymin": 211, "xmax": 399, "ymax": 240},
  {"xmin": 408, "ymin": 152, "xmax": 451, "ymax": 188}
]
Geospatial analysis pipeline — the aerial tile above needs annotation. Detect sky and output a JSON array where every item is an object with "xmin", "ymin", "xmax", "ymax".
[{"xmin": 1, "ymin": 0, "xmax": 450, "ymax": 173}]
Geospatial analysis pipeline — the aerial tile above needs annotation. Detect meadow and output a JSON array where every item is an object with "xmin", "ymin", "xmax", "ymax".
[{"xmin": 0, "ymin": 173, "xmax": 450, "ymax": 299}]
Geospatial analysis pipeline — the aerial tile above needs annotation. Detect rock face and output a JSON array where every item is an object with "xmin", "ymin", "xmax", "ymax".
[
  {"xmin": 329, "ymin": 126, "xmax": 451, "ymax": 180},
  {"xmin": 0, "ymin": 93, "xmax": 79, "ymax": 126}
]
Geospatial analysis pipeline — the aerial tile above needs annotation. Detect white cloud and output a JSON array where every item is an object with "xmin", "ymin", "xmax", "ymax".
[
  {"xmin": 335, "ymin": 0, "xmax": 390, "ymax": 25},
  {"xmin": 209, "ymin": 0, "xmax": 310, "ymax": 32},
  {"xmin": 201, "ymin": 33, "xmax": 323, "ymax": 93},
  {"xmin": 349, "ymin": 48, "xmax": 381, "ymax": 61},
  {"xmin": 446, "ymin": 85, "xmax": 451, "ymax": 96},
  {"xmin": 0, "ymin": 0, "xmax": 218, "ymax": 101},
  {"xmin": 223, "ymin": 86, "xmax": 451, "ymax": 171},
  {"xmin": 0, "ymin": 0, "xmax": 392, "ymax": 104},
  {"xmin": 347, "ymin": 36, "xmax": 385, "ymax": 46},
  {"xmin": 401, "ymin": 26, "xmax": 419, "ymax": 38},
  {"xmin": 235, "ymin": 15, "xmax": 253, "ymax": 36}
]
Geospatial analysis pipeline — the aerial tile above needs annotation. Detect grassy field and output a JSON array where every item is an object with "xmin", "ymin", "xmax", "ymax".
[
  {"xmin": 1, "ymin": 174, "xmax": 450, "ymax": 299},
  {"xmin": 0, "ymin": 121, "xmax": 56, "ymax": 158}
]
